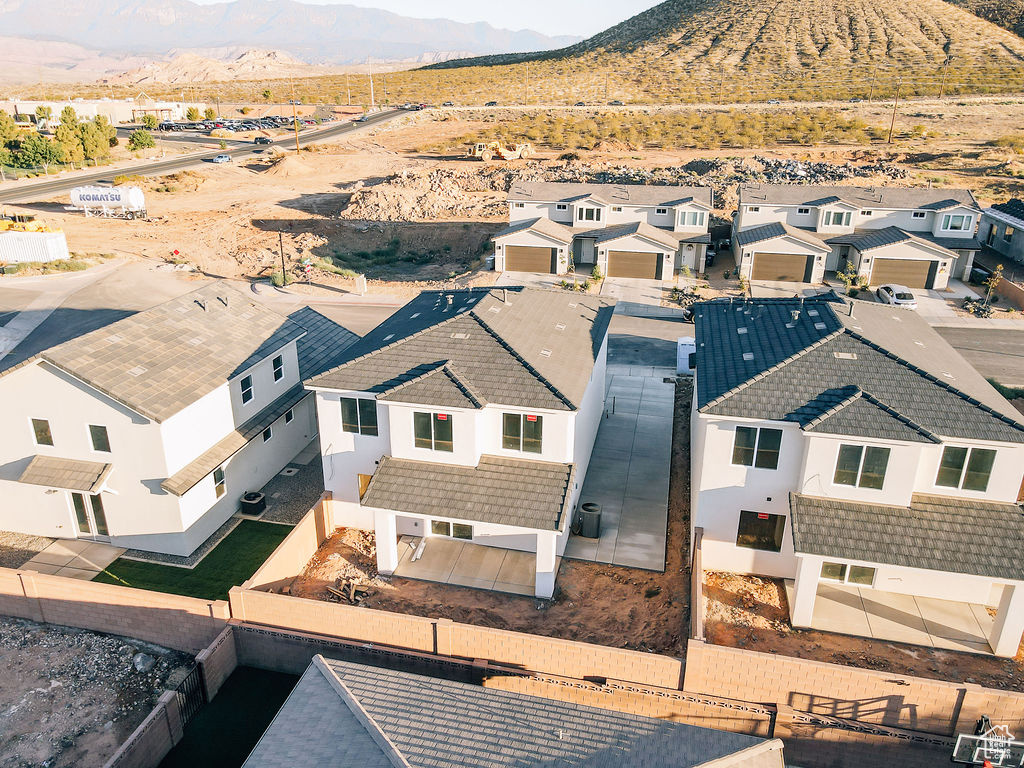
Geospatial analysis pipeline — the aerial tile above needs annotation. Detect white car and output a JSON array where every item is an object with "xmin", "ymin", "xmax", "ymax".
[
  {"xmin": 875, "ymin": 284, "xmax": 918, "ymax": 309},
  {"xmin": 211, "ymin": 154, "xmax": 231, "ymax": 164}
]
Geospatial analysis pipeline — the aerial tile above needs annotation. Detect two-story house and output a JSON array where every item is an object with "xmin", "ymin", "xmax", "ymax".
[
  {"xmin": 306, "ymin": 287, "xmax": 614, "ymax": 598},
  {"xmin": 492, "ymin": 182, "xmax": 713, "ymax": 278},
  {"xmin": 0, "ymin": 283, "xmax": 356, "ymax": 556},
  {"xmin": 733, "ymin": 184, "xmax": 982, "ymax": 289},
  {"xmin": 980, "ymin": 199, "xmax": 1024, "ymax": 264},
  {"xmin": 691, "ymin": 297, "xmax": 1024, "ymax": 656}
]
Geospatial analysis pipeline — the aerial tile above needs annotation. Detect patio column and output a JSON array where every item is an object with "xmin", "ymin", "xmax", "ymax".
[
  {"xmin": 535, "ymin": 532, "xmax": 557, "ymax": 599},
  {"xmin": 790, "ymin": 556, "xmax": 820, "ymax": 628},
  {"xmin": 990, "ymin": 584, "xmax": 1024, "ymax": 658},
  {"xmin": 374, "ymin": 510, "xmax": 399, "ymax": 575}
]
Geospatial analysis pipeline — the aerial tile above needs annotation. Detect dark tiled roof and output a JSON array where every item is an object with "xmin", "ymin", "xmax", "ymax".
[
  {"xmin": 693, "ymin": 298, "xmax": 1024, "ymax": 443},
  {"xmin": 288, "ymin": 307, "xmax": 359, "ymax": 379},
  {"xmin": 161, "ymin": 385, "xmax": 309, "ymax": 496},
  {"xmin": 18, "ymin": 455, "xmax": 112, "ymax": 492},
  {"xmin": 492, "ymin": 216, "xmax": 574, "ymax": 243},
  {"xmin": 507, "ymin": 181, "xmax": 713, "ymax": 209},
  {"xmin": 991, "ymin": 198, "xmax": 1024, "ymax": 223},
  {"xmin": 790, "ymin": 493, "xmax": 1024, "ymax": 580},
  {"xmin": 361, "ymin": 455, "xmax": 575, "ymax": 531},
  {"xmin": 739, "ymin": 184, "xmax": 980, "ymax": 211},
  {"xmin": 243, "ymin": 655, "xmax": 774, "ymax": 768},
  {"xmin": 592, "ymin": 220, "xmax": 680, "ymax": 249},
  {"xmin": 826, "ymin": 229, "xmax": 980, "ymax": 253},
  {"xmin": 307, "ymin": 288, "xmax": 614, "ymax": 411},
  {"xmin": 21, "ymin": 283, "xmax": 305, "ymax": 423},
  {"xmin": 734, "ymin": 222, "xmax": 829, "ymax": 251},
  {"xmin": 802, "ymin": 387, "xmax": 939, "ymax": 443}
]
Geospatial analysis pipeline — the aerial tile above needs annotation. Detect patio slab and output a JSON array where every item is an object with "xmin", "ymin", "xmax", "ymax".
[
  {"xmin": 393, "ymin": 536, "xmax": 549, "ymax": 597},
  {"xmin": 21, "ymin": 539, "xmax": 126, "ymax": 579}
]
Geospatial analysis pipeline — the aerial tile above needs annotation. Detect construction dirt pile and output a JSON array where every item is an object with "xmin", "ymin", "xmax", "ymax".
[{"xmin": 339, "ymin": 156, "xmax": 911, "ymax": 222}]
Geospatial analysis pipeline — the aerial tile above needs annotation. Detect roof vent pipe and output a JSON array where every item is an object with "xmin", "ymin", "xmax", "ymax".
[
  {"xmin": 501, "ymin": 288, "xmax": 507, "ymax": 304},
  {"xmin": 446, "ymin": 294, "xmax": 453, "ymax": 306},
  {"xmin": 790, "ymin": 309, "xmax": 800, "ymax": 324}
]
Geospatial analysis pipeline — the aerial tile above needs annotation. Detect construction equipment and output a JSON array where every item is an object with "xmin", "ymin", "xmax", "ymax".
[
  {"xmin": 466, "ymin": 141, "xmax": 534, "ymax": 162},
  {"xmin": 68, "ymin": 186, "xmax": 147, "ymax": 220}
]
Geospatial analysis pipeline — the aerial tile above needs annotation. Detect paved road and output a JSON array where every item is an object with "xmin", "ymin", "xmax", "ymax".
[
  {"xmin": 0, "ymin": 110, "xmax": 402, "ymax": 204},
  {"xmin": 936, "ymin": 327, "xmax": 1024, "ymax": 387}
]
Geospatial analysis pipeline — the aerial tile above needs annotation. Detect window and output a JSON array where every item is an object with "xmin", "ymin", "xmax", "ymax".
[
  {"xmin": 912, "ymin": 211, "xmax": 926, "ymax": 219},
  {"xmin": 213, "ymin": 465, "xmax": 226, "ymax": 498},
  {"xmin": 89, "ymin": 425, "xmax": 110, "ymax": 453},
  {"xmin": 821, "ymin": 562, "xmax": 876, "ymax": 586},
  {"xmin": 747, "ymin": 206, "xmax": 760, "ymax": 213},
  {"xmin": 941, "ymin": 213, "xmax": 971, "ymax": 231},
  {"xmin": 514, "ymin": 202, "xmax": 524, "ymax": 208},
  {"xmin": 284, "ymin": 409, "xmax": 294, "ymax": 424},
  {"xmin": 32, "ymin": 418, "xmax": 53, "ymax": 446},
  {"xmin": 240, "ymin": 375, "xmax": 253, "ymax": 404},
  {"xmin": 935, "ymin": 446, "xmax": 996, "ymax": 492},
  {"xmin": 656, "ymin": 207, "xmax": 668, "ymax": 215},
  {"xmin": 272, "ymin": 355, "xmax": 284, "ymax": 382},
  {"xmin": 555, "ymin": 203, "xmax": 568, "ymax": 211},
  {"xmin": 797, "ymin": 207, "xmax": 810, "ymax": 215},
  {"xmin": 578, "ymin": 208, "xmax": 601, "ymax": 222},
  {"xmin": 340, "ymin": 397, "xmax": 378, "ymax": 436},
  {"xmin": 833, "ymin": 444, "xmax": 890, "ymax": 489},
  {"xmin": 414, "ymin": 412, "xmax": 453, "ymax": 452},
  {"xmin": 72, "ymin": 493, "xmax": 108, "ymax": 537},
  {"xmin": 861, "ymin": 210, "xmax": 873, "ymax": 217},
  {"xmin": 430, "ymin": 520, "xmax": 473, "ymax": 539},
  {"xmin": 502, "ymin": 413, "xmax": 543, "ymax": 453},
  {"xmin": 731, "ymin": 426, "xmax": 782, "ymax": 470},
  {"xmin": 680, "ymin": 211, "xmax": 706, "ymax": 227},
  {"xmin": 824, "ymin": 210, "xmax": 852, "ymax": 227},
  {"xmin": 736, "ymin": 510, "xmax": 785, "ymax": 552},
  {"xmin": 1005, "ymin": 226, "xmax": 1016, "ymax": 243},
  {"xmin": 262, "ymin": 426, "xmax": 273, "ymax": 442},
  {"xmin": 611, "ymin": 206, "xmax": 622, "ymax": 212}
]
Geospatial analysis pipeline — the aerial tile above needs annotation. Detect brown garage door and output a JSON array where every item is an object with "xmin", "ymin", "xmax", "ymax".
[
  {"xmin": 505, "ymin": 245, "xmax": 556, "ymax": 273},
  {"xmin": 870, "ymin": 258, "xmax": 936, "ymax": 289},
  {"xmin": 751, "ymin": 252, "xmax": 814, "ymax": 282},
  {"xmin": 607, "ymin": 250, "xmax": 662, "ymax": 279}
]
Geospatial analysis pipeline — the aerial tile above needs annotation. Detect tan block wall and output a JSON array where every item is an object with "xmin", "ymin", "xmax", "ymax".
[
  {"xmin": 0, "ymin": 566, "xmax": 229, "ymax": 652},
  {"xmin": 244, "ymin": 493, "xmax": 332, "ymax": 592},
  {"xmin": 995, "ymin": 278, "xmax": 1024, "ymax": 311},
  {"xmin": 103, "ymin": 690, "xmax": 184, "ymax": 768},
  {"xmin": 195, "ymin": 625, "xmax": 238, "ymax": 699},
  {"xmin": 954, "ymin": 683, "xmax": 1024, "ymax": 736}
]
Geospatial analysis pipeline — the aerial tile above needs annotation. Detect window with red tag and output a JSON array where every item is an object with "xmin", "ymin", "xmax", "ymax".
[{"xmin": 503, "ymin": 413, "xmax": 542, "ymax": 453}]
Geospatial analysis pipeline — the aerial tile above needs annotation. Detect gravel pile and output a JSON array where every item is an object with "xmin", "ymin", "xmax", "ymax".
[{"xmin": 0, "ymin": 617, "xmax": 192, "ymax": 768}]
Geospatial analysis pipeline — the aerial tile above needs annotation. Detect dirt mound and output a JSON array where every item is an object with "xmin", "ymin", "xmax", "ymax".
[{"xmin": 263, "ymin": 153, "xmax": 320, "ymax": 178}]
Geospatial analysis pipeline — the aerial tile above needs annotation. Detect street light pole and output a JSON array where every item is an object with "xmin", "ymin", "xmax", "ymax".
[{"xmin": 887, "ymin": 77, "xmax": 902, "ymax": 144}]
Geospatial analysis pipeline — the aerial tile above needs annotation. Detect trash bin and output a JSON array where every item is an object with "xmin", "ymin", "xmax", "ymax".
[
  {"xmin": 580, "ymin": 502, "xmax": 601, "ymax": 539},
  {"xmin": 240, "ymin": 491, "xmax": 266, "ymax": 516}
]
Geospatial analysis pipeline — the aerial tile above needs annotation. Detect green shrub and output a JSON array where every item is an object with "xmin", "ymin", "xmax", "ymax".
[{"xmin": 270, "ymin": 271, "xmax": 293, "ymax": 287}]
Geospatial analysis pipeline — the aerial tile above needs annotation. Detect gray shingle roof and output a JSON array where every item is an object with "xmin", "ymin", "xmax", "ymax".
[
  {"xmin": 18, "ymin": 455, "xmax": 112, "ymax": 492},
  {"xmin": 738, "ymin": 184, "xmax": 980, "ymax": 212},
  {"xmin": 492, "ymin": 216, "xmax": 574, "ymax": 243},
  {"xmin": 362, "ymin": 454, "xmax": 574, "ymax": 531},
  {"xmin": 161, "ymin": 385, "xmax": 309, "ymax": 496},
  {"xmin": 592, "ymin": 220, "xmax": 680, "ymax": 249},
  {"xmin": 17, "ymin": 283, "xmax": 305, "ymax": 423},
  {"xmin": 508, "ymin": 181, "xmax": 712, "ymax": 209},
  {"xmin": 734, "ymin": 222, "xmax": 830, "ymax": 251},
  {"xmin": 244, "ymin": 655, "xmax": 772, "ymax": 768},
  {"xmin": 288, "ymin": 307, "xmax": 360, "ymax": 379},
  {"xmin": 802, "ymin": 387, "xmax": 939, "ymax": 443},
  {"xmin": 790, "ymin": 492, "xmax": 1024, "ymax": 580},
  {"xmin": 307, "ymin": 288, "xmax": 614, "ymax": 411},
  {"xmin": 377, "ymin": 362, "xmax": 486, "ymax": 409},
  {"xmin": 693, "ymin": 298, "xmax": 1024, "ymax": 443}
]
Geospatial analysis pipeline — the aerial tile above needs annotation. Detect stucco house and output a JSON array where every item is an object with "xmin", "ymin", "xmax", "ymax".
[
  {"xmin": 493, "ymin": 181, "xmax": 713, "ymax": 278},
  {"xmin": 0, "ymin": 283, "xmax": 355, "ymax": 556},
  {"xmin": 690, "ymin": 296, "xmax": 1024, "ymax": 656},
  {"xmin": 306, "ymin": 286, "xmax": 614, "ymax": 599},
  {"xmin": 733, "ymin": 184, "xmax": 982, "ymax": 288},
  {"xmin": 980, "ymin": 199, "xmax": 1024, "ymax": 265}
]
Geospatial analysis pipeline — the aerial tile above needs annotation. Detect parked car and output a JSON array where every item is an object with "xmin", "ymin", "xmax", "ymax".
[
  {"xmin": 354, "ymin": 114, "xmax": 369, "ymax": 123},
  {"xmin": 442, "ymin": 101, "xmax": 454, "ymax": 107},
  {"xmin": 608, "ymin": 100, "xmax": 624, "ymax": 106},
  {"xmin": 574, "ymin": 101, "xmax": 586, "ymax": 106},
  {"xmin": 875, "ymin": 283, "xmax": 918, "ymax": 309},
  {"xmin": 766, "ymin": 99, "xmax": 781, "ymax": 105},
  {"xmin": 484, "ymin": 101, "xmax": 498, "ymax": 106},
  {"xmin": 253, "ymin": 136, "xmax": 272, "ymax": 145},
  {"xmin": 211, "ymin": 154, "xmax": 231, "ymax": 164}
]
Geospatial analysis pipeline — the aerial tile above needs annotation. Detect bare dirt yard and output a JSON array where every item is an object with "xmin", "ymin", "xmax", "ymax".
[
  {"xmin": 289, "ymin": 382, "xmax": 693, "ymax": 656},
  {"xmin": 0, "ymin": 616, "xmax": 192, "ymax": 768},
  {"xmin": 704, "ymin": 572, "xmax": 1024, "ymax": 691}
]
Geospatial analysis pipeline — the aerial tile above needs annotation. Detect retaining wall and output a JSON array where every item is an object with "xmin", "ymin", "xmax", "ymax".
[
  {"xmin": 102, "ymin": 690, "xmax": 184, "ymax": 768},
  {"xmin": 244, "ymin": 493, "xmax": 332, "ymax": 592}
]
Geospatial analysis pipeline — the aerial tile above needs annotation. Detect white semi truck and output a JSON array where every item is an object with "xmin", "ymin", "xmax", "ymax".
[{"xmin": 68, "ymin": 186, "xmax": 147, "ymax": 219}]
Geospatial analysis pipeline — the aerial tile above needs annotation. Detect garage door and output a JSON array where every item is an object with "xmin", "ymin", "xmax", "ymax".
[
  {"xmin": 751, "ymin": 252, "xmax": 814, "ymax": 282},
  {"xmin": 607, "ymin": 250, "xmax": 662, "ymax": 279},
  {"xmin": 870, "ymin": 258, "xmax": 936, "ymax": 289},
  {"xmin": 505, "ymin": 245, "xmax": 556, "ymax": 273}
]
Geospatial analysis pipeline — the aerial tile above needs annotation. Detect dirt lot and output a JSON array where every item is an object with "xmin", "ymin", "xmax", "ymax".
[
  {"xmin": 289, "ymin": 382, "xmax": 693, "ymax": 656},
  {"xmin": 0, "ymin": 616, "xmax": 192, "ymax": 768},
  {"xmin": 704, "ymin": 572, "xmax": 1024, "ymax": 690}
]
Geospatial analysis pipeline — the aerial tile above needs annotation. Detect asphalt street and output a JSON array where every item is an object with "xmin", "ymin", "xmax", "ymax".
[
  {"xmin": 0, "ymin": 109, "xmax": 402, "ymax": 204},
  {"xmin": 936, "ymin": 327, "xmax": 1024, "ymax": 387}
]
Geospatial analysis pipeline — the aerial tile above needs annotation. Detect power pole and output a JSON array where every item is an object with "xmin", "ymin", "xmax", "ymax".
[
  {"xmin": 939, "ymin": 56, "xmax": 953, "ymax": 99},
  {"xmin": 867, "ymin": 65, "xmax": 877, "ymax": 102},
  {"xmin": 290, "ymin": 81, "xmax": 300, "ymax": 152},
  {"xmin": 279, "ymin": 232, "xmax": 286, "ymax": 279},
  {"xmin": 887, "ymin": 77, "xmax": 902, "ymax": 144},
  {"xmin": 524, "ymin": 62, "xmax": 529, "ymax": 105},
  {"xmin": 382, "ymin": 72, "xmax": 388, "ymax": 105},
  {"xmin": 718, "ymin": 67, "xmax": 725, "ymax": 104},
  {"xmin": 368, "ymin": 59, "xmax": 375, "ymax": 110},
  {"xmin": 346, "ymin": 73, "xmax": 351, "ymax": 106}
]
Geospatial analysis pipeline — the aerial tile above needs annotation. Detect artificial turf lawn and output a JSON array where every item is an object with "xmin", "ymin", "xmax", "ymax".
[{"xmin": 93, "ymin": 519, "xmax": 291, "ymax": 601}]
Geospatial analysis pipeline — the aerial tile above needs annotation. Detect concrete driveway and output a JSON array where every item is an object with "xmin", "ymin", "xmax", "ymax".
[{"xmin": 599, "ymin": 277, "xmax": 665, "ymax": 305}]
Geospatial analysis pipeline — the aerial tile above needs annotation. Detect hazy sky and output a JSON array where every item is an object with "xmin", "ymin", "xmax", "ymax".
[{"xmin": 190, "ymin": 0, "xmax": 658, "ymax": 38}]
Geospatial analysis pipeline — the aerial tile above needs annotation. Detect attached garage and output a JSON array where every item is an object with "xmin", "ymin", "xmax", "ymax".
[
  {"xmin": 607, "ymin": 250, "xmax": 663, "ymax": 279},
  {"xmin": 751, "ymin": 252, "xmax": 814, "ymax": 282},
  {"xmin": 505, "ymin": 245, "xmax": 557, "ymax": 274},
  {"xmin": 870, "ymin": 258, "xmax": 937, "ymax": 289}
]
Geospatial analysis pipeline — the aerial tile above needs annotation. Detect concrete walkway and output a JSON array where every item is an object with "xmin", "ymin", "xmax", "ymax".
[
  {"xmin": 20, "ymin": 539, "xmax": 124, "ymax": 580},
  {"xmin": 393, "ymin": 536, "xmax": 545, "ymax": 597}
]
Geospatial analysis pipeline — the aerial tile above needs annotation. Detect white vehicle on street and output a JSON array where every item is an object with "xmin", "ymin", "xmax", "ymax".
[{"xmin": 875, "ymin": 283, "xmax": 918, "ymax": 309}]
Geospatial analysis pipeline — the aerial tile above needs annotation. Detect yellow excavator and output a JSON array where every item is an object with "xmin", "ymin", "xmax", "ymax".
[{"xmin": 466, "ymin": 141, "xmax": 534, "ymax": 161}]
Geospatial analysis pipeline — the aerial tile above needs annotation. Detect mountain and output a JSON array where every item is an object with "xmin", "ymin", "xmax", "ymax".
[
  {"xmin": 0, "ymin": 37, "xmax": 152, "ymax": 85},
  {"xmin": 946, "ymin": 0, "xmax": 1024, "ymax": 38},
  {"xmin": 0, "ymin": 0, "xmax": 580, "ymax": 67},
  {"xmin": 102, "ymin": 49, "xmax": 335, "ymax": 85}
]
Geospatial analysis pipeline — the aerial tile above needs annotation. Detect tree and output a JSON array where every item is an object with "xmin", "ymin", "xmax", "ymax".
[
  {"xmin": 984, "ymin": 263, "xmax": 1004, "ymax": 306},
  {"xmin": 203, "ymin": 107, "xmax": 216, "ymax": 120},
  {"xmin": 54, "ymin": 118, "xmax": 83, "ymax": 164},
  {"xmin": 140, "ymin": 114, "xmax": 159, "ymax": 130},
  {"xmin": 262, "ymin": 89, "xmax": 272, "ymax": 101},
  {"xmin": 0, "ymin": 110, "xmax": 16, "ymax": 144},
  {"xmin": 92, "ymin": 115, "xmax": 117, "ymax": 148},
  {"xmin": 186, "ymin": 107, "xmax": 200, "ymax": 121},
  {"xmin": 78, "ymin": 121, "xmax": 108, "ymax": 161},
  {"xmin": 34, "ymin": 105, "xmax": 52, "ymax": 129},
  {"xmin": 128, "ymin": 130, "xmax": 155, "ymax": 150},
  {"xmin": 12, "ymin": 132, "xmax": 66, "ymax": 168},
  {"xmin": 59, "ymin": 106, "xmax": 78, "ymax": 128}
]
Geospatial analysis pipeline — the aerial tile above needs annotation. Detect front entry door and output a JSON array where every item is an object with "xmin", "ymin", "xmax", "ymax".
[{"xmin": 71, "ymin": 492, "xmax": 109, "ymax": 540}]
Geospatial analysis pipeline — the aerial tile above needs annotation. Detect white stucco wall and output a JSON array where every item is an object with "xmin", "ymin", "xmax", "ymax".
[
  {"xmin": 509, "ymin": 201, "xmax": 573, "ymax": 225},
  {"xmin": 492, "ymin": 229, "xmax": 570, "ymax": 273}
]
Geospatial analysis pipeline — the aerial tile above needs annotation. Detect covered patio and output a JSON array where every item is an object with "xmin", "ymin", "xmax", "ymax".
[{"xmin": 788, "ymin": 492, "xmax": 1024, "ymax": 657}]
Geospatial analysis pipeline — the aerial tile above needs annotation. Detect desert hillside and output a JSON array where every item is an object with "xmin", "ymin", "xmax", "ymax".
[{"xmin": 946, "ymin": 0, "xmax": 1024, "ymax": 39}]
